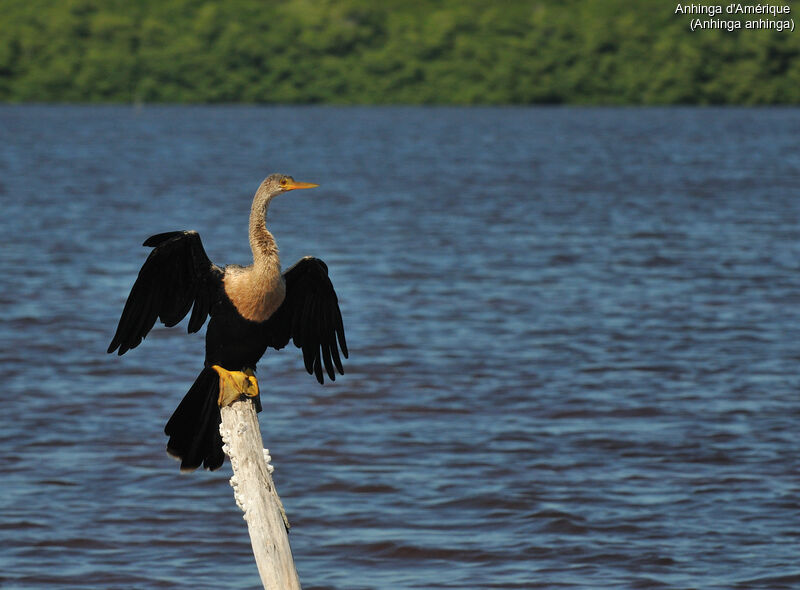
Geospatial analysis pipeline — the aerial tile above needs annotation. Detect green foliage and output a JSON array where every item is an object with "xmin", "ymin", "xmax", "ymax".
[{"xmin": 0, "ymin": 0, "xmax": 797, "ymax": 104}]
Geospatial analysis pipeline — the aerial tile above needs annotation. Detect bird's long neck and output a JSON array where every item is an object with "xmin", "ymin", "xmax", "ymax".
[
  {"xmin": 223, "ymin": 195, "xmax": 285, "ymax": 323},
  {"xmin": 249, "ymin": 198, "xmax": 280, "ymax": 269}
]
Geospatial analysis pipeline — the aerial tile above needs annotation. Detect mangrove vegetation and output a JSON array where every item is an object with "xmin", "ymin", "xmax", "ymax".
[{"xmin": 1, "ymin": 0, "xmax": 798, "ymax": 104}]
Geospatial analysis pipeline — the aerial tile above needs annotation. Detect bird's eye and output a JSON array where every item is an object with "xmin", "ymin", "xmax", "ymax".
[{"xmin": 280, "ymin": 178, "xmax": 288, "ymax": 186}]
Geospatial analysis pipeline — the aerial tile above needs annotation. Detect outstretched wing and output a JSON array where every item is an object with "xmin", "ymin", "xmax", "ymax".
[
  {"xmin": 107, "ymin": 231, "xmax": 221, "ymax": 355},
  {"xmin": 264, "ymin": 256, "xmax": 348, "ymax": 384}
]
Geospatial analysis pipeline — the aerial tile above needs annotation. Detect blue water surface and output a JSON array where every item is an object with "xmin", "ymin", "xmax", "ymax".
[{"xmin": 0, "ymin": 106, "xmax": 799, "ymax": 589}]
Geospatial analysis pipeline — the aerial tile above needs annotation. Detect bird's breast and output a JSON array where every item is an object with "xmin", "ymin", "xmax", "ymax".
[{"xmin": 223, "ymin": 267, "xmax": 286, "ymax": 323}]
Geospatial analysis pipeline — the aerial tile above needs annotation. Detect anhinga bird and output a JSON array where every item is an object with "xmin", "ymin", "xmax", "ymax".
[{"xmin": 107, "ymin": 174, "xmax": 348, "ymax": 471}]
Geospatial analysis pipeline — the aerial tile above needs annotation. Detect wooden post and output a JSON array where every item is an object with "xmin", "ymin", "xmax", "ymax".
[{"xmin": 220, "ymin": 398, "xmax": 301, "ymax": 590}]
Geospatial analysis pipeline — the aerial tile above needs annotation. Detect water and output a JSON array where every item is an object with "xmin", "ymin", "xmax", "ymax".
[{"xmin": 1, "ymin": 105, "xmax": 799, "ymax": 589}]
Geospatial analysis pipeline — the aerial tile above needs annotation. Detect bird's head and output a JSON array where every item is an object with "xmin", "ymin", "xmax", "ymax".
[{"xmin": 257, "ymin": 173, "xmax": 319, "ymax": 201}]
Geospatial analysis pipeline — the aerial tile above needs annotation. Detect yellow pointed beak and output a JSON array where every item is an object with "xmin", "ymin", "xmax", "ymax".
[{"xmin": 284, "ymin": 181, "xmax": 319, "ymax": 191}]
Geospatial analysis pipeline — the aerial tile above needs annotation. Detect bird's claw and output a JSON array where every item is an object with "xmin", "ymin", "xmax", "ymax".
[{"xmin": 212, "ymin": 366, "xmax": 260, "ymax": 407}]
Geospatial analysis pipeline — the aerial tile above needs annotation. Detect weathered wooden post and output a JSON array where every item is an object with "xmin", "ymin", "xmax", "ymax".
[{"xmin": 220, "ymin": 396, "xmax": 301, "ymax": 590}]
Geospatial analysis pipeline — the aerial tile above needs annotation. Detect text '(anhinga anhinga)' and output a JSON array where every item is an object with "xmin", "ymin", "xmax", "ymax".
[{"xmin": 107, "ymin": 174, "xmax": 348, "ymax": 471}]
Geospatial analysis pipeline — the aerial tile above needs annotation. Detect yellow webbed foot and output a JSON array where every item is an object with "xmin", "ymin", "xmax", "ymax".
[{"xmin": 211, "ymin": 366, "xmax": 260, "ymax": 407}]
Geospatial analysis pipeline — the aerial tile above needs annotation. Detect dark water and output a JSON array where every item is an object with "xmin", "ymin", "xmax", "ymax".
[{"xmin": 1, "ymin": 106, "xmax": 799, "ymax": 589}]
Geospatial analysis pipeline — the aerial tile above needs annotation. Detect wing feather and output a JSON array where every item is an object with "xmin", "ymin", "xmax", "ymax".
[
  {"xmin": 262, "ymin": 256, "xmax": 348, "ymax": 384},
  {"xmin": 320, "ymin": 303, "xmax": 336, "ymax": 380},
  {"xmin": 108, "ymin": 231, "xmax": 220, "ymax": 355}
]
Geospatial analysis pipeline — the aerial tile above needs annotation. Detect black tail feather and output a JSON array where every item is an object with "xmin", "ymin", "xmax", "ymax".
[{"xmin": 165, "ymin": 367, "xmax": 224, "ymax": 471}]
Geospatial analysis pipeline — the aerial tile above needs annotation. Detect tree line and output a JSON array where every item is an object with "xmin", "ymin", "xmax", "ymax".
[{"xmin": 1, "ymin": 0, "xmax": 797, "ymax": 104}]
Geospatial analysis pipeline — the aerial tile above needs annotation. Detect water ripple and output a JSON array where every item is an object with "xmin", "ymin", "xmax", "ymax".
[{"xmin": 1, "ymin": 106, "xmax": 799, "ymax": 589}]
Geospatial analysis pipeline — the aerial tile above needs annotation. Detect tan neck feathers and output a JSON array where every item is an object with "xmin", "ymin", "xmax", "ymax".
[{"xmin": 222, "ymin": 189, "xmax": 286, "ymax": 322}]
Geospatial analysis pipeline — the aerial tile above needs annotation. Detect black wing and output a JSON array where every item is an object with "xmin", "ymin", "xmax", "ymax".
[
  {"xmin": 264, "ymin": 256, "xmax": 348, "ymax": 384},
  {"xmin": 107, "ymin": 231, "xmax": 221, "ymax": 355}
]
